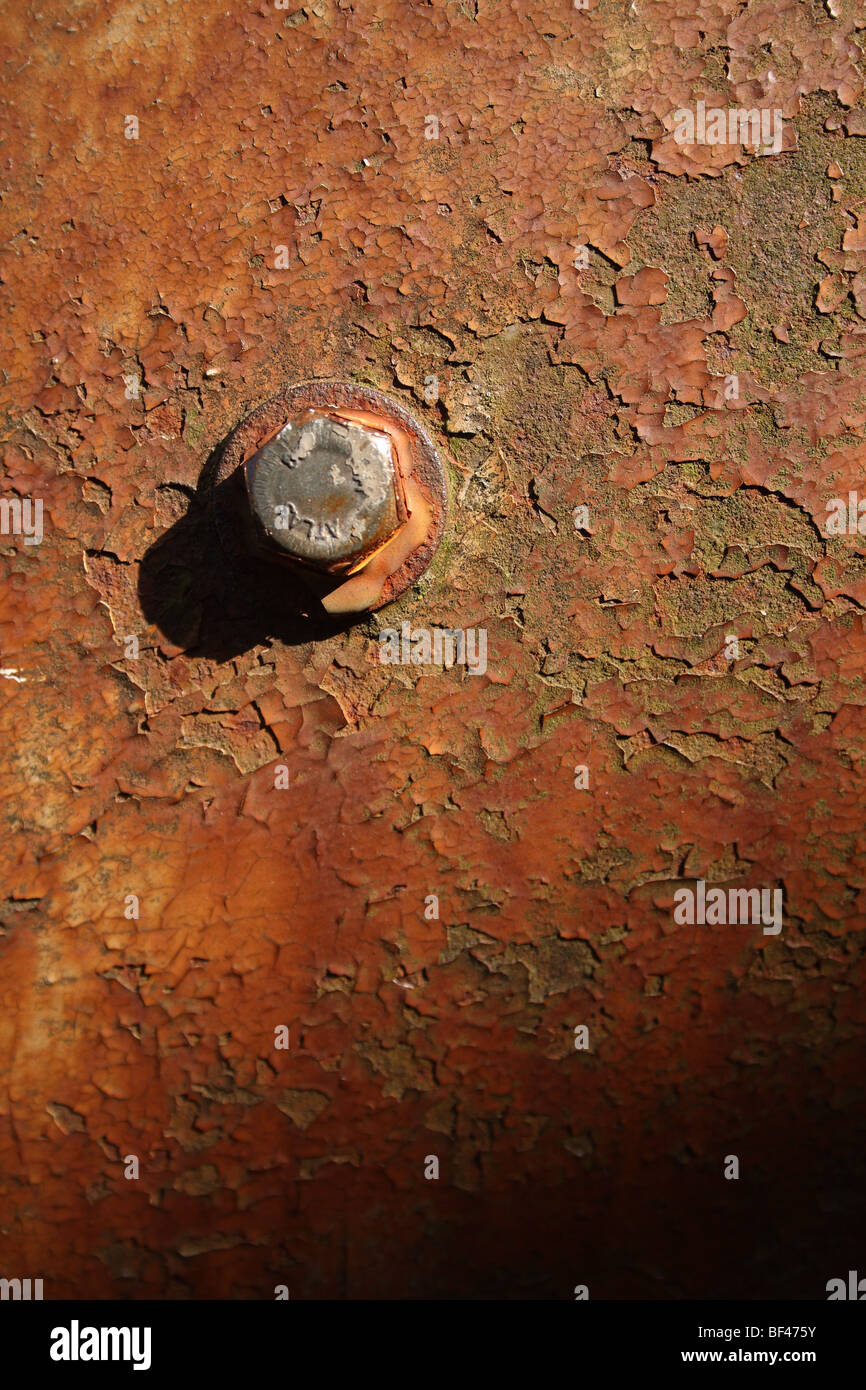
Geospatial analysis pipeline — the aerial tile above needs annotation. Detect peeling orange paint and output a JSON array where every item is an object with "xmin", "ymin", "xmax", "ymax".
[{"xmin": 1, "ymin": 0, "xmax": 865, "ymax": 1300}]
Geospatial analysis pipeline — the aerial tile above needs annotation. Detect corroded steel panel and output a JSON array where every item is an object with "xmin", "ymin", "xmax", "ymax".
[{"xmin": 1, "ymin": 0, "xmax": 865, "ymax": 1300}]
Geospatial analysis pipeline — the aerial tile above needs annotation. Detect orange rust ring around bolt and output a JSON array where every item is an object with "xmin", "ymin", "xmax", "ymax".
[{"xmin": 212, "ymin": 380, "xmax": 449, "ymax": 613}]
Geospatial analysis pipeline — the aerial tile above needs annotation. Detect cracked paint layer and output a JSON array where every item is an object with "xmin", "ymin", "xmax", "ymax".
[{"xmin": 0, "ymin": 0, "xmax": 865, "ymax": 1299}]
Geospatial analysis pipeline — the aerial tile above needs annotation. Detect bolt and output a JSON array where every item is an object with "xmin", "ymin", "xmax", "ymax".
[
  {"xmin": 243, "ymin": 409, "xmax": 408, "ymax": 574},
  {"xmin": 213, "ymin": 381, "xmax": 448, "ymax": 615}
]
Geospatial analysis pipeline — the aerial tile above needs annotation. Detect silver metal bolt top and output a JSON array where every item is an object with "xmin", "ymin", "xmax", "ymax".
[{"xmin": 243, "ymin": 411, "xmax": 405, "ymax": 570}]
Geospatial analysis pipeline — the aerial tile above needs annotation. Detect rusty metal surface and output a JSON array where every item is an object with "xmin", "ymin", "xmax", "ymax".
[{"xmin": 1, "ymin": 0, "xmax": 865, "ymax": 1299}]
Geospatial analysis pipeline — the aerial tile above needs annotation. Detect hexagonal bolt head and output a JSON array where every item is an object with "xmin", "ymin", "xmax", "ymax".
[{"xmin": 243, "ymin": 410, "xmax": 408, "ymax": 574}]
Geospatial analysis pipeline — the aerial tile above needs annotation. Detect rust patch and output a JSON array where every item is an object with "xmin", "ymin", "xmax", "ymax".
[{"xmin": 0, "ymin": 0, "xmax": 865, "ymax": 1302}]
